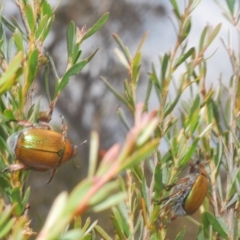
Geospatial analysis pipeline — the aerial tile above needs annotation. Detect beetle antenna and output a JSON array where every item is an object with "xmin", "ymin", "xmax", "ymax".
[
  {"xmin": 72, "ymin": 159, "xmax": 80, "ymax": 169},
  {"xmin": 79, "ymin": 140, "xmax": 87, "ymax": 146},
  {"xmin": 6, "ymin": 119, "xmax": 34, "ymax": 127},
  {"xmin": 46, "ymin": 168, "xmax": 57, "ymax": 184},
  {"xmin": 75, "ymin": 139, "xmax": 87, "ymax": 151},
  {"xmin": 72, "ymin": 140, "xmax": 87, "ymax": 169}
]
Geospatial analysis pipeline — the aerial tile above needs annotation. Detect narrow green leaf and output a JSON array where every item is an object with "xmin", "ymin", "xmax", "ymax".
[
  {"xmin": 196, "ymin": 227, "xmax": 204, "ymax": 240},
  {"xmin": 89, "ymin": 181, "xmax": 118, "ymax": 205},
  {"xmin": 81, "ymin": 220, "xmax": 94, "ymax": 235},
  {"xmin": 161, "ymin": 53, "xmax": 169, "ymax": 81},
  {"xmin": 117, "ymin": 203, "xmax": 131, "ymax": 237},
  {"xmin": 11, "ymin": 18, "xmax": 28, "ymax": 40},
  {"xmin": 101, "ymin": 77, "xmax": 129, "ymax": 106},
  {"xmin": 67, "ymin": 21, "xmax": 75, "ymax": 59},
  {"xmin": 144, "ymin": 80, "xmax": 152, "ymax": 109},
  {"xmin": 0, "ymin": 51, "xmax": 23, "ymax": 94},
  {"xmin": 0, "ymin": 205, "xmax": 13, "ymax": 227},
  {"xmin": 82, "ymin": 220, "xmax": 98, "ymax": 237},
  {"xmin": 132, "ymin": 51, "xmax": 141, "ymax": 82},
  {"xmin": 120, "ymin": 138, "xmax": 159, "ymax": 171},
  {"xmin": 174, "ymin": 47, "xmax": 195, "ymax": 69},
  {"xmin": 0, "ymin": 218, "xmax": 14, "ymax": 238},
  {"xmin": 124, "ymin": 79, "xmax": 132, "ymax": 102},
  {"xmin": 44, "ymin": 65, "xmax": 52, "ymax": 102},
  {"xmin": 150, "ymin": 64, "xmax": 161, "ymax": 100},
  {"xmin": 47, "ymin": 53, "xmax": 60, "ymax": 98},
  {"xmin": 60, "ymin": 230, "xmax": 84, "ymax": 240},
  {"xmin": 199, "ymin": 124, "xmax": 212, "ymax": 138},
  {"xmin": 6, "ymin": 43, "xmax": 14, "ymax": 70},
  {"xmin": 2, "ymin": 16, "xmax": 16, "ymax": 33},
  {"xmin": 113, "ymin": 33, "xmax": 131, "ymax": 65},
  {"xmin": 36, "ymin": 15, "xmax": 51, "ymax": 41},
  {"xmin": 22, "ymin": 187, "xmax": 30, "ymax": 210},
  {"xmin": 13, "ymin": 29, "xmax": 24, "ymax": 52},
  {"xmin": 207, "ymin": 23, "xmax": 221, "ymax": 46},
  {"xmin": 25, "ymin": 4, "xmax": 35, "ymax": 32},
  {"xmin": 39, "ymin": 192, "xmax": 68, "ymax": 236},
  {"xmin": 58, "ymin": 49, "xmax": 98, "ymax": 92},
  {"xmin": 67, "ymin": 180, "xmax": 92, "ymax": 213},
  {"xmin": 94, "ymin": 225, "xmax": 112, "ymax": 240},
  {"xmin": 181, "ymin": 18, "xmax": 191, "ymax": 43},
  {"xmin": 114, "ymin": 47, "xmax": 129, "ymax": 68},
  {"xmin": 201, "ymin": 90, "xmax": 214, "ymax": 107},
  {"xmin": 164, "ymin": 90, "xmax": 182, "ymax": 117},
  {"xmin": 186, "ymin": 61, "xmax": 195, "ymax": 79},
  {"xmin": 92, "ymin": 192, "xmax": 126, "ymax": 212},
  {"xmin": 136, "ymin": 31, "xmax": 148, "ymax": 53},
  {"xmin": 41, "ymin": 1, "xmax": 52, "ymax": 16},
  {"xmin": 128, "ymin": 214, "xmax": 143, "ymax": 239},
  {"xmin": 27, "ymin": 49, "xmax": 39, "ymax": 89},
  {"xmin": 214, "ymin": 141, "xmax": 222, "ymax": 180},
  {"xmin": 211, "ymin": 100, "xmax": 223, "ymax": 134},
  {"xmin": 117, "ymin": 107, "xmax": 131, "ymax": 131},
  {"xmin": 179, "ymin": 137, "xmax": 199, "ymax": 166},
  {"xmin": 118, "ymin": 176, "xmax": 126, "ymax": 192},
  {"xmin": 112, "ymin": 207, "xmax": 126, "ymax": 239},
  {"xmin": 199, "ymin": 26, "xmax": 207, "ymax": 52},
  {"xmin": 205, "ymin": 212, "xmax": 229, "ymax": 238},
  {"xmin": 141, "ymin": 178, "xmax": 149, "ymax": 212},
  {"xmin": 0, "ymin": 23, "xmax": 7, "ymax": 61},
  {"xmin": 170, "ymin": 0, "xmax": 181, "ymax": 19},
  {"xmin": 185, "ymin": 95, "xmax": 200, "ymax": 129},
  {"xmin": 82, "ymin": 12, "xmax": 109, "ymax": 41},
  {"xmin": 11, "ymin": 187, "xmax": 23, "ymax": 216},
  {"xmin": 154, "ymin": 162, "xmax": 164, "ymax": 199},
  {"xmin": 41, "ymin": 17, "xmax": 54, "ymax": 41},
  {"xmin": 175, "ymin": 226, "xmax": 186, "ymax": 240},
  {"xmin": 225, "ymin": 192, "xmax": 238, "ymax": 209},
  {"xmin": 18, "ymin": 84, "xmax": 23, "ymax": 111},
  {"xmin": 137, "ymin": 118, "xmax": 159, "ymax": 146},
  {"xmin": 72, "ymin": 43, "xmax": 81, "ymax": 64},
  {"xmin": 226, "ymin": 0, "xmax": 235, "ymax": 15},
  {"xmin": 222, "ymin": 12, "xmax": 232, "ymax": 23}
]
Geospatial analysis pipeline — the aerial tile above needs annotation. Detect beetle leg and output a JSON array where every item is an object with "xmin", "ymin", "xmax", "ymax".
[
  {"xmin": 46, "ymin": 115, "xmax": 69, "ymax": 183},
  {"xmin": 6, "ymin": 119, "xmax": 36, "ymax": 128},
  {"xmin": 155, "ymin": 185, "xmax": 190, "ymax": 205},
  {"xmin": 155, "ymin": 195, "xmax": 175, "ymax": 206},
  {"xmin": 45, "ymin": 115, "xmax": 68, "ymax": 182},
  {"xmin": 37, "ymin": 121, "xmax": 52, "ymax": 130},
  {"xmin": 162, "ymin": 214, "xmax": 177, "ymax": 228},
  {"xmin": 7, "ymin": 119, "xmax": 52, "ymax": 130},
  {"xmin": 60, "ymin": 115, "xmax": 67, "ymax": 137},
  {"xmin": 156, "ymin": 200, "xmax": 176, "ymax": 229},
  {"xmin": 2, "ymin": 163, "xmax": 29, "ymax": 172},
  {"xmin": 55, "ymin": 115, "xmax": 67, "ymax": 168},
  {"xmin": 46, "ymin": 168, "xmax": 58, "ymax": 184},
  {"xmin": 164, "ymin": 177, "xmax": 190, "ymax": 190},
  {"xmin": 159, "ymin": 214, "xmax": 177, "ymax": 229}
]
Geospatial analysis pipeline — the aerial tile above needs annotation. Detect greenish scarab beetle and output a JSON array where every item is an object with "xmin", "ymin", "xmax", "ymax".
[
  {"xmin": 4, "ymin": 116, "xmax": 77, "ymax": 183},
  {"xmin": 156, "ymin": 160, "xmax": 208, "ymax": 224}
]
